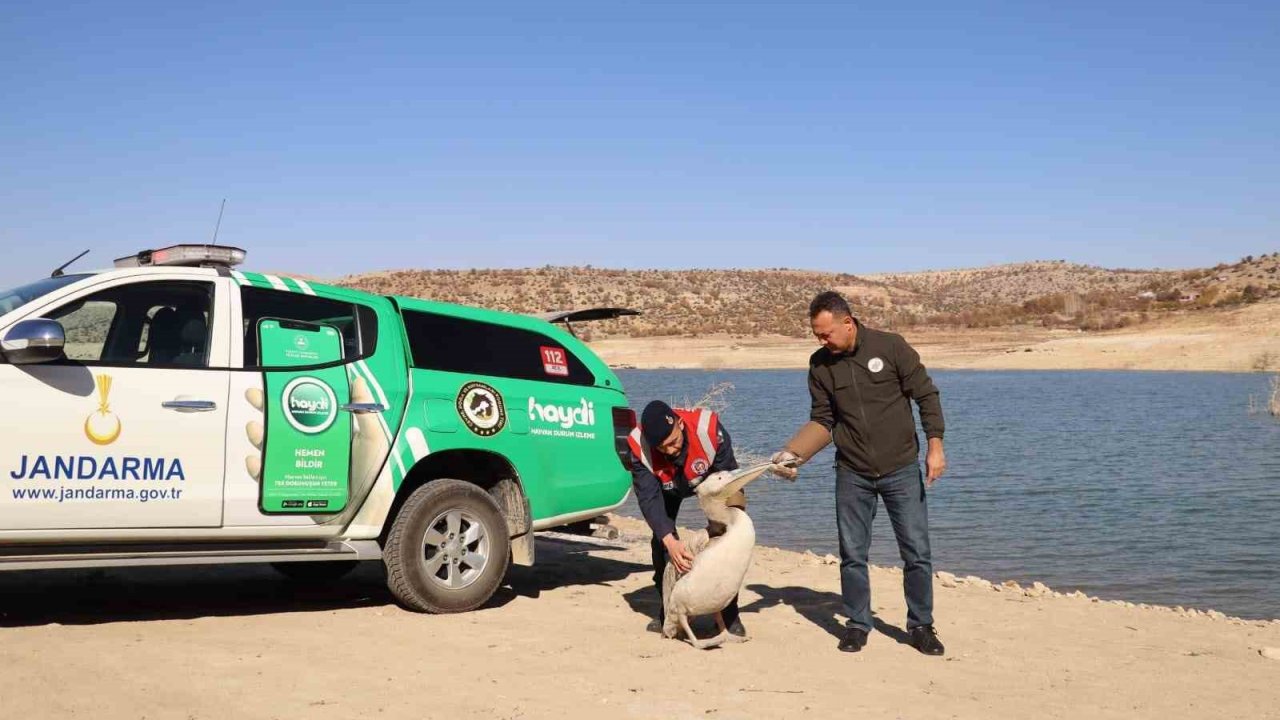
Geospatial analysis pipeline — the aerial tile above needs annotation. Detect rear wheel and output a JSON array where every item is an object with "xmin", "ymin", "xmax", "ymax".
[{"xmin": 384, "ymin": 479, "xmax": 511, "ymax": 613}]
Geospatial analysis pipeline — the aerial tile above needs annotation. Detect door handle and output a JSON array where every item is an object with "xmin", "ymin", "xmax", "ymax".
[
  {"xmin": 162, "ymin": 399, "xmax": 218, "ymax": 412},
  {"xmin": 341, "ymin": 402, "xmax": 386, "ymax": 414}
]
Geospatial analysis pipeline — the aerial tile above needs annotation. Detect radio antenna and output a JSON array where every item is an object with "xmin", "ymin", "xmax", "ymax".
[
  {"xmin": 211, "ymin": 198, "xmax": 226, "ymax": 244},
  {"xmin": 51, "ymin": 249, "xmax": 90, "ymax": 277}
]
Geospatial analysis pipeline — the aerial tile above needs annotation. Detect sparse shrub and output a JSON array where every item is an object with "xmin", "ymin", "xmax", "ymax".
[
  {"xmin": 1195, "ymin": 286, "xmax": 1221, "ymax": 307},
  {"xmin": 1215, "ymin": 291, "xmax": 1244, "ymax": 307}
]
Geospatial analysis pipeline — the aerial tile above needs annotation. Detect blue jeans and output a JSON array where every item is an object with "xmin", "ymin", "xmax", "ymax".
[{"xmin": 836, "ymin": 461, "xmax": 934, "ymax": 631}]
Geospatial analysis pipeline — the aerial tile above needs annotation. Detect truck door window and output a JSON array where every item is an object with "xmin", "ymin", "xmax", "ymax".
[
  {"xmin": 46, "ymin": 299, "xmax": 118, "ymax": 362},
  {"xmin": 402, "ymin": 310, "xmax": 597, "ymax": 386},
  {"xmin": 239, "ymin": 286, "xmax": 378, "ymax": 367},
  {"xmin": 43, "ymin": 281, "xmax": 214, "ymax": 367}
]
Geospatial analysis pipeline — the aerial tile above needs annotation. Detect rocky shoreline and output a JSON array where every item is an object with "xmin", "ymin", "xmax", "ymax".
[{"xmin": 603, "ymin": 515, "xmax": 1279, "ymax": 630}]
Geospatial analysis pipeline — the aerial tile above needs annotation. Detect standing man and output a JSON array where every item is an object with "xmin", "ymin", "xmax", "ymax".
[
  {"xmin": 772, "ymin": 291, "xmax": 948, "ymax": 655},
  {"xmin": 627, "ymin": 400, "xmax": 746, "ymax": 637}
]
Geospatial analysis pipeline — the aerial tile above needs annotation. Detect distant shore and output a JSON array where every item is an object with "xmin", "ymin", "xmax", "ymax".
[{"xmin": 588, "ymin": 298, "xmax": 1280, "ymax": 373}]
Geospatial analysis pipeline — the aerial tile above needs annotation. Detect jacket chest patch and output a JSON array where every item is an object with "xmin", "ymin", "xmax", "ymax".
[{"xmin": 867, "ymin": 357, "xmax": 884, "ymax": 373}]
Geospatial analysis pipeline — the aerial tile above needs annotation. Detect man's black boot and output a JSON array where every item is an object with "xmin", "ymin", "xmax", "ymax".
[
  {"xmin": 909, "ymin": 624, "xmax": 945, "ymax": 656},
  {"xmin": 838, "ymin": 626, "xmax": 869, "ymax": 652}
]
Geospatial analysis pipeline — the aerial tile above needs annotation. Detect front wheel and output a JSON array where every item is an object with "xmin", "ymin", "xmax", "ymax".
[{"xmin": 383, "ymin": 479, "xmax": 511, "ymax": 613}]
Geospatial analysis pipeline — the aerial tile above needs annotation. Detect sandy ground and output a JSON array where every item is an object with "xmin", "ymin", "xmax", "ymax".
[
  {"xmin": 1, "ymin": 514, "xmax": 1277, "ymax": 720},
  {"xmin": 589, "ymin": 300, "xmax": 1280, "ymax": 373}
]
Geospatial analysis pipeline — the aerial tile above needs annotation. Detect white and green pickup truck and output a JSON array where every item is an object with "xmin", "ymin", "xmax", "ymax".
[{"xmin": 0, "ymin": 245, "xmax": 638, "ymax": 613}]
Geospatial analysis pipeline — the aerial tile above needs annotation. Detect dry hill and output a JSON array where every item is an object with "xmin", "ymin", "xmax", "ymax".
[{"xmin": 335, "ymin": 252, "xmax": 1280, "ymax": 339}]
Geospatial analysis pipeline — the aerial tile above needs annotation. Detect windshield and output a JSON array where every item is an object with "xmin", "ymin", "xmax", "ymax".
[{"xmin": 0, "ymin": 274, "xmax": 92, "ymax": 316}]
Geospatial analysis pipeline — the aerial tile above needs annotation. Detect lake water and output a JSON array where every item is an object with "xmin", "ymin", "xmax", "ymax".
[{"xmin": 613, "ymin": 369, "xmax": 1280, "ymax": 620}]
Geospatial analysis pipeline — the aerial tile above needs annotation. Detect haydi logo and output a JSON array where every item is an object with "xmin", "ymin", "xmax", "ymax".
[
  {"xmin": 282, "ymin": 377, "xmax": 338, "ymax": 434},
  {"xmin": 528, "ymin": 397, "xmax": 595, "ymax": 429},
  {"xmin": 289, "ymin": 394, "xmax": 330, "ymax": 414}
]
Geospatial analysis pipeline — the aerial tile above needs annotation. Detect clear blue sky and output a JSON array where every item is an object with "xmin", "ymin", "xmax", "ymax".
[{"xmin": 2, "ymin": 1, "xmax": 1277, "ymax": 287}]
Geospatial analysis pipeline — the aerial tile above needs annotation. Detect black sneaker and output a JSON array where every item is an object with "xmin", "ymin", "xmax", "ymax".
[
  {"xmin": 838, "ymin": 626, "xmax": 869, "ymax": 653},
  {"xmin": 909, "ymin": 625, "xmax": 945, "ymax": 656}
]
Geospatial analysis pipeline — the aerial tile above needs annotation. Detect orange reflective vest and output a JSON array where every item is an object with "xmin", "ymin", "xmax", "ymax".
[{"xmin": 626, "ymin": 408, "xmax": 721, "ymax": 491}]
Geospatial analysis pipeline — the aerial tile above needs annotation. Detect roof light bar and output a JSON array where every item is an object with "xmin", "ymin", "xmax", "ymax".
[{"xmin": 113, "ymin": 244, "xmax": 247, "ymax": 269}]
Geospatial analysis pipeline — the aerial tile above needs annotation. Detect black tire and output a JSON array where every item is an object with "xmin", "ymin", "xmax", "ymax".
[
  {"xmin": 384, "ymin": 479, "xmax": 511, "ymax": 613},
  {"xmin": 270, "ymin": 560, "xmax": 360, "ymax": 583}
]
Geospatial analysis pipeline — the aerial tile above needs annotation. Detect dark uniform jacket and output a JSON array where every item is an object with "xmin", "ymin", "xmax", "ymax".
[
  {"xmin": 630, "ymin": 423, "xmax": 738, "ymax": 539},
  {"xmin": 808, "ymin": 320, "xmax": 944, "ymax": 478}
]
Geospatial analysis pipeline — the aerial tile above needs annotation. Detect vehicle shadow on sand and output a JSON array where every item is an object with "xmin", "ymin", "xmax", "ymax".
[{"xmin": 0, "ymin": 535, "xmax": 649, "ymax": 627}]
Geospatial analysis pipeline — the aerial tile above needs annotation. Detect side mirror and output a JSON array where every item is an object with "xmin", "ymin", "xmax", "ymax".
[{"xmin": 1, "ymin": 318, "xmax": 66, "ymax": 365}]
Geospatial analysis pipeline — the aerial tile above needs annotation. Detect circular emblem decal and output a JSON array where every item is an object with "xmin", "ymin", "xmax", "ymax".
[
  {"xmin": 867, "ymin": 357, "xmax": 884, "ymax": 373},
  {"xmin": 282, "ymin": 377, "xmax": 338, "ymax": 434},
  {"xmin": 457, "ymin": 382, "xmax": 506, "ymax": 437},
  {"xmin": 691, "ymin": 459, "xmax": 710, "ymax": 476}
]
